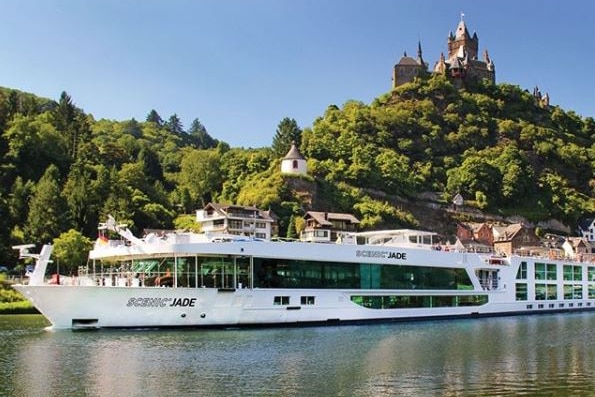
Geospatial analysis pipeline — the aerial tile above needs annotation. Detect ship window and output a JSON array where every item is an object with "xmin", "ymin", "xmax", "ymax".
[
  {"xmin": 516, "ymin": 261, "xmax": 527, "ymax": 280},
  {"xmin": 534, "ymin": 263, "xmax": 546, "ymax": 280},
  {"xmin": 252, "ymin": 258, "xmax": 473, "ymax": 290},
  {"xmin": 300, "ymin": 296, "xmax": 315, "ymax": 305},
  {"xmin": 274, "ymin": 296, "xmax": 290, "ymax": 305},
  {"xmin": 515, "ymin": 283, "xmax": 527, "ymax": 301},
  {"xmin": 564, "ymin": 265, "xmax": 583, "ymax": 281},
  {"xmin": 546, "ymin": 264, "xmax": 557, "ymax": 280},
  {"xmin": 350, "ymin": 294, "xmax": 487, "ymax": 309},
  {"xmin": 548, "ymin": 284, "xmax": 557, "ymax": 300},
  {"xmin": 564, "ymin": 284, "xmax": 583, "ymax": 300}
]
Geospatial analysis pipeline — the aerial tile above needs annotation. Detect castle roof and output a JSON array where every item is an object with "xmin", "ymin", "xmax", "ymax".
[
  {"xmin": 397, "ymin": 56, "xmax": 421, "ymax": 66},
  {"xmin": 455, "ymin": 20, "xmax": 470, "ymax": 39},
  {"xmin": 283, "ymin": 142, "xmax": 305, "ymax": 160}
]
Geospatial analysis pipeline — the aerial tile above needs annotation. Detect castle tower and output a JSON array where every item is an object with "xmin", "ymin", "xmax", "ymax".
[
  {"xmin": 392, "ymin": 41, "xmax": 428, "ymax": 88},
  {"xmin": 281, "ymin": 142, "xmax": 307, "ymax": 175},
  {"xmin": 437, "ymin": 15, "xmax": 495, "ymax": 85},
  {"xmin": 447, "ymin": 17, "xmax": 479, "ymax": 60}
]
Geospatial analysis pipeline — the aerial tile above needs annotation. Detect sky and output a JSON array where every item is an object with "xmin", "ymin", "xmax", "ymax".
[{"xmin": 0, "ymin": 0, "xmax": 593, "ymax": 148}]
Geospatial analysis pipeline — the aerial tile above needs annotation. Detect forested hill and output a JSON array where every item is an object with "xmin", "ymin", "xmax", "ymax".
[{"xmin": 0, "ymin": 75, "xmax": 594, "ymax": 268}]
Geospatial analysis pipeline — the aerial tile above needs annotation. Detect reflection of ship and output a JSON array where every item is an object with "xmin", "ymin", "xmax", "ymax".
[{"xmin": 12, "ymin": 216, "xmax": 595, "ymax": 330}]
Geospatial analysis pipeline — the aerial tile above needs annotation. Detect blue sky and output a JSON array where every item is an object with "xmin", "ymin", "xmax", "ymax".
[{"xmin": 1, "ymin": 1, "xmax": 593, "ymax": 148}]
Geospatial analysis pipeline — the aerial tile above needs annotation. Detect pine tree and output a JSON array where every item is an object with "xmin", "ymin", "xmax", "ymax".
[
  {"xmin": 272, "ymin": 117, "xmax": 302, "ymax": 158},
  {"xmin": 146, "ymin": 109, "xmax": 163, "ymax": 126},
  {"xmin": 286, "ymin": 215, "xmax": 297, "ymax": 239},
  {"xmin": 165, "ymin": 114, "xmax": 184, "ymax": 135},
  {"xmin": 188, "ymin": 118, "xmax": 217, "ymax": 149}
]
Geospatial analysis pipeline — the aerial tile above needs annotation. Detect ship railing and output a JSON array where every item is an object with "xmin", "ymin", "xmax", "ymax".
[{"xmin": 511, "ymin": 249, "xmax": 593, "ymax": 262}]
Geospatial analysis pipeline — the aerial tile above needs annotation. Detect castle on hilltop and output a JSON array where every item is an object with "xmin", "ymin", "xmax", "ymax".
[{"xmin": 392, "ymin": 16, "xmax": 496, "ymax": 89}]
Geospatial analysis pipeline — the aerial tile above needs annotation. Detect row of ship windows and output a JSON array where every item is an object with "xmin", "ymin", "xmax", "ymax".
[
  {"xmin": 515, "ymin": 283, "xmax": 595, "ymax": 301},
  {"xmin": 526, "ymin": 302, "xmax": 592, "ymax": 310},
  {"xmin": 517, "ymin": 263, "xmax": 595, "ymax": 282},
  {"xmin": 274, "ymin": 296, "xmax": 315, "ymax": 305},
  {"xmin": 273, "ymin": 295, "xmax": 489, "ymax": 309}
]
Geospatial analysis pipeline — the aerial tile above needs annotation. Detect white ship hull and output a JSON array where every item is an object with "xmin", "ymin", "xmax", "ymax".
[
  {"xmin": 12, "ymin": 225, "xmax": 595, "ymax": 330},
  {"xmin": 13, "ymin": 283, "xmax": 594, "ymax": 330}
]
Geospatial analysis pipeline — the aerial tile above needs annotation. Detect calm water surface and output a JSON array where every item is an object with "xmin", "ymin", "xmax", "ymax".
[{"xmin": 0, "ymin": 313, "xmax": 593, "ymax": 397}]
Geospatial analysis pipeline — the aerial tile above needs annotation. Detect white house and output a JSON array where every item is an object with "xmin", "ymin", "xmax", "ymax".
[
  {"xmin": 196, "ymin": 203, "xmax": 277, "ymax": 240},
  {"xmin": 300, "ymin": 211, "xmax": 360, "ymax": 242},
  {"xmin": 578, "ymin": 217, "xmax": 595, "ymax": 241},
  {"xmin": 281, "ymin": 142, "xmax": 307, "ymax": 175}
]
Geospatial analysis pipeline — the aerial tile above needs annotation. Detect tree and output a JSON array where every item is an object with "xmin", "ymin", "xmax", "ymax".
[
  {"xmin": 165, "ymin": 114, "xmax": 184, "ymax": 135},
  {"xmin": 24, "ymin": 165, "xmax": 69, "ymax": 244},
  {"xmin": 178, "ymin": 149, "xmax": 222, "ymax": 207},
  {"xmin": 272, "ymin": 117, "xmax": 301, "ymax": 158},
  {"xmin": 52, "ymin": 229, "xmax": 93, "ymax": 273},
  {"xmin": 146, "ymin": 109, "xmax": 163, "ymax": 126},
  {"xmin": 62, "ymin": 161, "xmax": 99, "ymax": 236},
  {"xmin": 188, "ymin": 118, "xmax": 217, "ymax": 149},
  {"xmin": 286, "ymin": 215, "xmax": 297, "ymax": 239},
  {"xmin": 52, "ymin": 91, "xmax": 89, "ymax": 161}
]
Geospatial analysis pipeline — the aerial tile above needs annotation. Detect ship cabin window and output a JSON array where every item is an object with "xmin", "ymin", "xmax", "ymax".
[
  {"xmin": 563, "ymin": 265, "xmax": 582, "ymax": 281},
  {"xmin": 274, "ymin": 296, "xmax": 290, "ymax": 305},
  {"xmin": 535, "ymin": 284, "xmax": 557, "ymax": 300},
  {"xmin": 350, "ymin": 294, "xmax": 487, "ymax": 309},
  {"xmin": 535, "ymin": 263, "xmax": 556, "ymax": 281},
  {"xmin": 515, "ymin": 283, "xmax": 527, "ymax": 301},
  {"xmin": 516, "ymin": 262, "xmax": 527, "ymax": 280},
  {"xmin": 301, "ymin": 296, "xmax": 315, "ymax": 305},
  {"xmin": 564, "ymin": 284, "xmax": 583, "ymax": 300},
  {"xmin": 252, "ymin": 257, "xmax": 473, "ymax": 290}
]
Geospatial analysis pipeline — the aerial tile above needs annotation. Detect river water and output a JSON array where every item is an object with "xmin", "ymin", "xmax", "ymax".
[{"xmin": 0, "ymin": 313, "xmax": 593, "ymax": 397}]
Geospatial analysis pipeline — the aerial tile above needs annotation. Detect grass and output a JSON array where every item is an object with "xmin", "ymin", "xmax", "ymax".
[{"xmin": 0, "ymin": 276, "xmax": 38, "ymax": 314}]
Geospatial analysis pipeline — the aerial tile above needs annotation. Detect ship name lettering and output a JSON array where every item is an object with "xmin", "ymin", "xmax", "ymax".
[
  {"xmin": 126, "ymin": 297, "xmax": 173, "ymax": 308},
  {"xmin": 170, "ymin": 297, "xmax": 197, "ymax": 307},
  {"xmin": 356, "ymin": 250, "xmax": 406, "ymax": 260}
]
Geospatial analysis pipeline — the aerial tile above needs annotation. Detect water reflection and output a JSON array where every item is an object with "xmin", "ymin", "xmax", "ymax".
[{"xmin": 1, "ymin": 313, "xmax": 593, "ymax": 396}]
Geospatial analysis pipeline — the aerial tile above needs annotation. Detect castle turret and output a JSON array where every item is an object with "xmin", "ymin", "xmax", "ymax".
[
  {"xmin": 281, "ymin": 142, "xmax": 307, "ymax": 175},
  {"xmin": 392, "ymin": 42, "xmax": 428, "ymax": 88}
]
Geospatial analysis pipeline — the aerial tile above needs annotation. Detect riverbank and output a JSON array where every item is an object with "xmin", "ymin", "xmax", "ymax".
[{"xmin": 0, "ymin": 278, "xmax": 38, "ymax": 314}]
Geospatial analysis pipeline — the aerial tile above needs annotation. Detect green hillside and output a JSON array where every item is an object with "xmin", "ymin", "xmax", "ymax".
[{"xmin": 0, "ymin": 75, "xmax": 593, "ymax": 270}]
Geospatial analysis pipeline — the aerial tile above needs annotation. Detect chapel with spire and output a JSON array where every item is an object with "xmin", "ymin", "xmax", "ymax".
[{"xmin": 392, "ymin": 15, "xmax": 496, "ymax": 89}]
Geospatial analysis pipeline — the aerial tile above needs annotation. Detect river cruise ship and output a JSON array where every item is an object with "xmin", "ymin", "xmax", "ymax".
[{"xmin": 13, "ymin": 217, "xmax": 595, "ymax": 330}]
